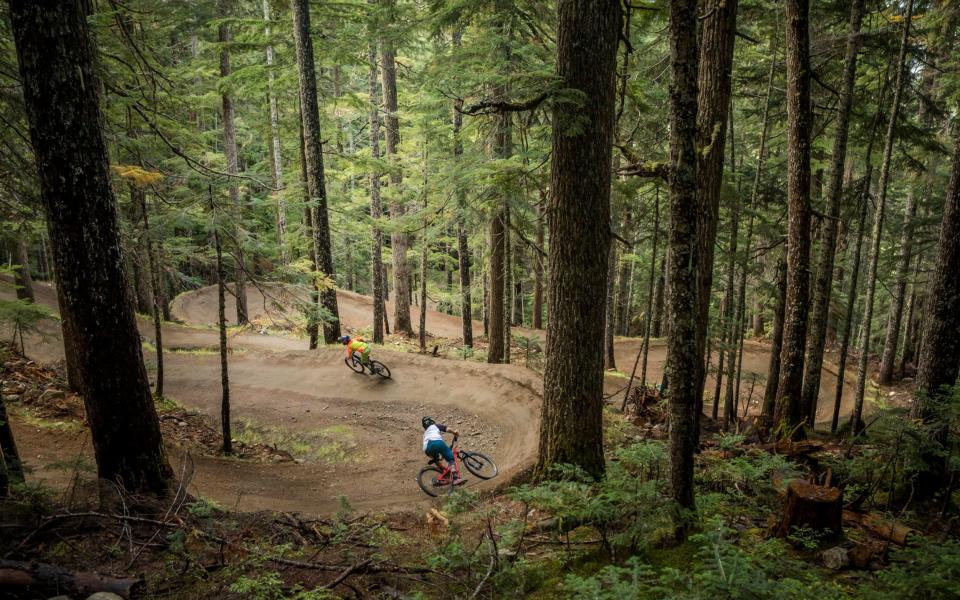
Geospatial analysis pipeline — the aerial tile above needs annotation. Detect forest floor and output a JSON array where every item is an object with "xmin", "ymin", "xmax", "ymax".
[{"xmin": 0, "ymin": 279, "xmax": 908, "ymax": 518}]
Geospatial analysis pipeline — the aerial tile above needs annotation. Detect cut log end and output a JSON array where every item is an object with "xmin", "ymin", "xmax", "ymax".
[{"xmin": 776, "ymin": 479, "xmax": 843, "ymax": 542}]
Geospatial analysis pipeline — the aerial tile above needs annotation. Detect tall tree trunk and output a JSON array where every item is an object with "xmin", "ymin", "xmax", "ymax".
[
  {"xmin": 512, "ymin": 242, "xmax": 524, "ymax": 326},
  {"xmin": 9, "ymin": 0, "xmax": 171, "ymax": 494},
  {"xmin": 418, "ymin": 144, "xmax": 429, "ymax": 353},
  {"xmin": 693, "ymin": 0, "xmax": 739, "ymax": 414},
  {"xmin": 218, "ymin": 0, "xmax": 248, "ymax": 326},
  {"xmin": 832, "ymin": 180, "xmax": 870, "ymax": 432},
  {"xmin": 487, "ymin": 186, "xmax": 507, "ymax": 362},
  {"xmin": 137, "ymin": 188, "xmax": 164, "ymax": 399},
  {"xmin": 666, "ymin": 0, "xmax": 700, "ymax": 536},
  {"xmin": 380, "ymin": 9, "xmax": 413, "ymax": 336},
  {"xmin": 912, "ymin": 111, "xmax": 960, "ymax": 422},
  {"xmin": 800, "ymin": 0, "xmax": 865, "ymax": 424},
  {"xmin": 879, "ymin": 189, "xmax": 917, "ymax": 384},
  {"xmin": 453, "ymin": 82, "xmax": 473, "ymax": 345},
  {"xmin": 604, "ymin": 241, "xmax": 617, "ymax": 370},
  {"xmin": 292, "ymin": 0, "xmax": 341, "ymax": 343},
  {"xmin": 722, "ymin": 191, "xmax": 740, "ymax": 429},
  {"xmin": 0, "ymin": 389, "xmax": 24, "ymax": 494},
  {"xmin": 504, "ymin": 208, "xmax": 512, "ymax": 364},
  {"xmin": 11, "ymin": 233, "xmax": 34, "ymax": 302},
  {"xmin": 639, "ymin": 190, "xmax": 661, "ymax": 388},
  {"xmin": 368, "ymin": 27, "xmax": 386, "ymax": 345},
  {"xmin": 773, "ymin": 0, "xmax": 814, "ymax": 435},
  {"xmin": 534, "ymin": 0, "xmax": 619, "ymax": 482},
  {"xmin": 761, "ymin": 254, "xmax": 788, "ymax": 421},
  {"xmin": 851, "ymin": 0, "xmax": 913, "ymax": 434},
  {"xmin": 209, "ymin": 188, "xmax": 232, "ymax": 454},
  {"xmin": 651, "ymin": 258, "xmax": 665, "ymax": 337},
  {"xmin": 298, "ymin": 112, "xmax": 320, "ymax": 349},
  {"xmin": 533, "ymin": 201, "xmax": 545, "ymax": 329},
  {"xmin": 899, "ymin": 253, "xmax": 922, "ymax": 376},
  {"xmin": 263, "ymin": 0, "xmax": 286, "ymax": 264},
  {"xmin": 615, "ymin": 209, "xmax": 633, "ymax": 335}
]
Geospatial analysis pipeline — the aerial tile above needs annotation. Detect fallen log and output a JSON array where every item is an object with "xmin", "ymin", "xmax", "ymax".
[
  {"xmin": 0, "ymin": 559, "xmax": 143, "ymax": 599},
  {"xmin": 842, "ymin": 510, "xmax": 919, "ymax": 546},
  {"xmin": 776, "ymin": 479, "xmax": 843, "ymax": 541}
]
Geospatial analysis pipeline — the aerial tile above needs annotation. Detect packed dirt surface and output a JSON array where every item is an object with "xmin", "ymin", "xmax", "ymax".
[
  {"xmin": 2, "ymin": 281, "xmax": 540, "ymax": 515},
  {"xmin": 4, "ymin": 279, "xmax": 870, "ymax": 515}
]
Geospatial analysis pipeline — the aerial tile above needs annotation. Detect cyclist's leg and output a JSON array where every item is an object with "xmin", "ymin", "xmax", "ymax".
[
  {"xmin": 360, "ymin": 347, "xmax": 371, "ymax": 366},
  {"xmin": 438, "ymin": 442, "xmax": 459, "ymax": 479}
]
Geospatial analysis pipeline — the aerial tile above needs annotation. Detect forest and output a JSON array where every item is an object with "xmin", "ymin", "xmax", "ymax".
[{"xmin": 0, "ymin": 0, "xmax": 959, "ymax": 597}]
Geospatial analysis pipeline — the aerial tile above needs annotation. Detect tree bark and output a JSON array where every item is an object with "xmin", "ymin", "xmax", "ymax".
[
  {"xmin": 651, "ymin": 257, "xmax": 665, "ymax": 337},
  {"xmin": 615, "ymin": 208, "xmax": 633, "ymax": 335},
  {"xmin": 851, "ymin": 0, "xmax": 913, "ymax": 434},
  {"xmin": 833, "ymin": 178, "xmax": 870, "ymax": 433},
  {"xmin": 879, "ymin": 189, "xmax": 917, "ymax": 384},
  {"xmin": 263, "ymin": 0, "xmax": 286, "ymax": 265},
  {"xmin": 137, "ymin": 188, "xmax": 164, "ymax": 399},
  {"xmin": 534, "ymin": 0, "xmax": 619, "ymax": 482},
  {"xmin": 693, "ymin": 0, "xmax": 740, "ymax": 413},
  {"xmin": 488, "ymin": 209, "xmax": 507, "ymax": 363},
  {"xmin": 292, "ymin": 0, "xmax": 341, "ymax": 344},
  {"xmin": 773, "ymin": 0, "xmax": 814, "ymax": 435},
  {"xmin": 604, "ymin": 241, "xmax": 617, "ymax": 370},
  {"xmin": 800, "ymin": 0, "xmax": 865, "ymax": 423},
  {"xmin": 9, "ymin": 0, "xmax": 171, "ymax": 494},
  {"xmin": 298, "ymin": 111, "xmax": 320, "ymax": 349},
  {"xmin": 0, "ymin": 389, "xmax": 24, "ymax": 493},
  {"xmin": 380, "ymin": 9, "xmax": 413, "ymax": 336},
  {"xmin": 368, "ymin": 25, "xmax": 386, "ymax": 345},
  {"xmin": 762, "ymin": 254, "xmax": 788, "ymax": 422},
  {"xmin": 11, "ymin": 233, "xmax": 34, "ymax": 302},
  {"xmin": 911, "ymin": 112, "xmax": 960, "ymax": 427},
  {"xmin": 209, "ymin": 188, "xmax": 231, "ymax": 454},
  {"xmin": 218, "ymin": 0, "xmax": 248, "ymax": 326},
  {"xmin": 666, "ymin": 0, "xmax": 700, "ymax": 535},
  {"xmin": 504, "ymin": 207, "xmax": 512, "ymax": 363}
]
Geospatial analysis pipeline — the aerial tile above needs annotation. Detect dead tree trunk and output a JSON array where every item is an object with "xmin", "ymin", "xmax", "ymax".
[
  {"xmin": 534, "ymin": 0, "xmax": 619, "ymax": 482},
  {"xmin": 879, "ymin": 189, "xmax": 917, "ymax": 384},
  {"xmin": 615, "ymin": 208, "xmax": 633, "ymax": 335},
  {"xmin": 776, "ymin": 479, "xmax": 843, "ymax": 541},
  {"xmin": 9, "ymin": 0, "xmax": 171, "ymax": 494},
  {"xmin": 11, "ymin": 233, "xmax": 34, "ymax": 302},
  {"xmin": 852, "ymin": 0, "xmax": 913, "ymax": 434},
  {"xmin": 800, "ymin": 0, "xmax": 865, "ymax": 423},
  {"xmin": 137, "ymin": 188, "xmax": 164, "ymax": 399}
]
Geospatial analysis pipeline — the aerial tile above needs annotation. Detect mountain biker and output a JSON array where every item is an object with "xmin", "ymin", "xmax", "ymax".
[
  {"xmin": 422, "ymin": 416, "xmax": 463, "ymax": 485},
  {"xmin": 340, "ymin": 335, "xmax": 371, "ymax": 368}
]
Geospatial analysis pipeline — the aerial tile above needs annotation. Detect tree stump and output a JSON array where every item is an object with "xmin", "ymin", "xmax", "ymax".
[{"xmin": 776, "ymin": 479, "xmax": 843, "ymax": 541}]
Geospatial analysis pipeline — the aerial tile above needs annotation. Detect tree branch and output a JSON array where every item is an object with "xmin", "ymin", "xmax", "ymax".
[{"xmin": 458, "ymin": 93, "xmax": 548, "ymax": 116}]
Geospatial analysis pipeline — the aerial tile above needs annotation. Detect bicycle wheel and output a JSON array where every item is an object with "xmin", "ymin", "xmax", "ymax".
[
  {"xmin": 344, "ymin": 357, "xmax": 364, "ymax": 374},
  {"xmin": 370, "ymin": 360, "xmax": 391, "ymax": 379},
  {"xmin": 416, "ymin": 465, "xmax": 450, "ymax": 497},
  {"xmin": 460, "ymin": 451, "xmax": 498, "ymax": 480}
]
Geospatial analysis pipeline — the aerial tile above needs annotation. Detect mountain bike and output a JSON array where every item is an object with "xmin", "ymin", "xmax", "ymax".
[
  {"xmin": 345, "ymin": 354, "xmax": 391, "ymax": 379},
  {"xmin": 416, "ymin": 438, "xmax": 498, "ymax": 497}
]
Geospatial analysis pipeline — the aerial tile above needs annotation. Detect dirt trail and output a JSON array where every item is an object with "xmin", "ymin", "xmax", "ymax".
[
  {"xmin": 4, "ymin": 279, "xmax": 867, "ymax": 514},
  {"xmin": 2, "ymin": 281, "xmax": 540, "ymax": 514}
]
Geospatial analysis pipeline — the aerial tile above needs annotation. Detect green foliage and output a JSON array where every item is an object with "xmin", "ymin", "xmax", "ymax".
[
  {"xmin": 0, "ymin": 298, "xmax": 55, "ymax": 353},
  {"xmin": 229, "ymin": 572, "xmax": 332, "ymax": 600}
]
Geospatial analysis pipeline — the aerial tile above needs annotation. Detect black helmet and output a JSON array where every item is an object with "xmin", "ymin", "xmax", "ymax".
[
  {"xmin": 421, "ymin": 416, "xmax": 435, "ymax": 430},
  {"xmin": 339, "ymin": 335, "xmax": 350, "ymax": 345}
]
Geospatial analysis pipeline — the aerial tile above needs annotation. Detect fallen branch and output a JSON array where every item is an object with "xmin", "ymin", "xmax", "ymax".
[
  {"xmin": 842, "ymin": 510, "xmax": 919, "ymax": 546},
  {"xmin": 323, "ymin": 558, "xmax": 373, "ymax": 590}
]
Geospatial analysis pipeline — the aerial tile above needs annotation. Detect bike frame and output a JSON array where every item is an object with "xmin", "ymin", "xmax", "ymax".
[{"xmin": 433, "ymin": 438, "xmax": 461, "ymax": 484}]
